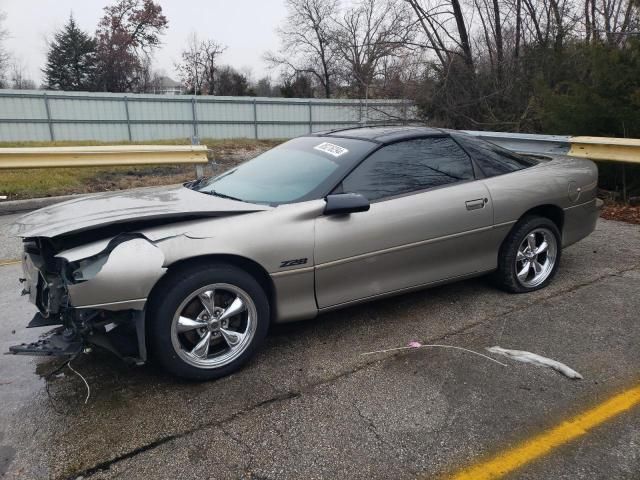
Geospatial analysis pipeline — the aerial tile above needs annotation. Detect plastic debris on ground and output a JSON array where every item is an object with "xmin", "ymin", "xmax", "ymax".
[{"xmin": 487, "ymin": 346, "xmax": 583, "ymax": 379}]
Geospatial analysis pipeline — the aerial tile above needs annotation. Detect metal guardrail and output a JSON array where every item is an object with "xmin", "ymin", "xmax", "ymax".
[
  {"xmin": 568, "ymin": 137, "xmax": 640, "ymax": 165},
  {"xmin": 0, "ymin": 145, "xmax": 209, "ymax": 169},
  {"xmin": 464, "ymin": 130, "xmax": 640, "ymax": 164},
  {"xmin": 1, "ymin": 130, "xmax": 638, "ymax": 171}
]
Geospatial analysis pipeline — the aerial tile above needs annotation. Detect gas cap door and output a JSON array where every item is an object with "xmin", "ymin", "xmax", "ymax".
[{"xmin": 568, "ymin": 181, "xmax": 582, "ymax": 202}]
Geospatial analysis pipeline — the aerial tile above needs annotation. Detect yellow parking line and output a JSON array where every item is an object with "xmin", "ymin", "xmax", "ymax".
[
  {"xmin": 0, "ymin": 259, "xmax": 20, "ymax": 267},
  {"xmin": 446, "ymin": 384, "xmax": 640, "ymax": 480}
]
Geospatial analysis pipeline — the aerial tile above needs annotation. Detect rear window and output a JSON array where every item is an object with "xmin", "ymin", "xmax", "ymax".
[{"xmin": 454, "ymin": 134, "xmax": 538, "ymax": 177}]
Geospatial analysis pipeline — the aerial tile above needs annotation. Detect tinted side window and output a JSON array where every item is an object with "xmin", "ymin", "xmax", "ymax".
[
  {"xmin": 341, "ymin": 137, "xmax": 474, "ymax": 201},
  {"xmin": 454, "ymin": 135, "xmax": 538, "ymax": 177}
]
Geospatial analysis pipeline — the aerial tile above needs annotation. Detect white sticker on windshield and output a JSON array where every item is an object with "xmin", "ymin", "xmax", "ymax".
[{"xmin": 314, "ymin": 142, "xmax": 349, "ymax": 157}]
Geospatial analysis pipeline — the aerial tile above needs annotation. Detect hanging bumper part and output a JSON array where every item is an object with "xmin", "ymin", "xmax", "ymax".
[{"xmin": 9, "ymin": 326, "xmax": 82, "ymax": 357}]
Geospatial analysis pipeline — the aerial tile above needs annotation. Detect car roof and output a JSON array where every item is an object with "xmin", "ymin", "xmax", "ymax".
[{"xmin": 312, "ymin": 125, "xmax": 446, "ymax": 144}]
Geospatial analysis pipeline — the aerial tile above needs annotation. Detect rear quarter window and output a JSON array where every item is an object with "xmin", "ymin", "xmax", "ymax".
[{"xmin": 454, "ymin": 135, "xmax": 538, "ymax": 177}]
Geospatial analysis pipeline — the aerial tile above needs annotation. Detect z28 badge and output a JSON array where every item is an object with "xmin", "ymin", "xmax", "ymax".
[{"xmin": 279, "ymin": 258, "xmax": 308, "ymax": 268}]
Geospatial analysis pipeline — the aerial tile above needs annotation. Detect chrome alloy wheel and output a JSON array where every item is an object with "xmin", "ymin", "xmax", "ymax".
[
  {"xmin": 515, "ymin": 227, "xmax": 558, "ymax": 288},
  {"xmin": 170, "ymin": 283, "xmax": 257, "ymax": 369}
]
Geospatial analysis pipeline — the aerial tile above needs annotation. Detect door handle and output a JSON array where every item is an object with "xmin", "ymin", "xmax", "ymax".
[{"xmin": 465, "ymin": 198, "xmax": 487, "ymax": 211}]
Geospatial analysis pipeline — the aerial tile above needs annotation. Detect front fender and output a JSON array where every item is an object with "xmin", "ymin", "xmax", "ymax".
[{"xmin": 60, "ymin": 236, "xmax": 166, "ymax": 310}]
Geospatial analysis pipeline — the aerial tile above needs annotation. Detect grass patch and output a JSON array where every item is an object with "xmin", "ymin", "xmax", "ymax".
[
  {"xmin": 0, "ymin": 137, "xmax": 282, "ymax": 150},
  {"xmin": 0, "ymin": 165, "xmax": 193, "ymax": 199},
  {"xmin": 0, "ymin": 138, "xmax": 283, "ymax": 200}
]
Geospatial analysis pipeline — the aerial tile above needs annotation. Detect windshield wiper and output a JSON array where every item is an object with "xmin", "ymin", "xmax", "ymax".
[{"xmin": 206, "ymin": 190, "xmax": 246, "ymax": 202}]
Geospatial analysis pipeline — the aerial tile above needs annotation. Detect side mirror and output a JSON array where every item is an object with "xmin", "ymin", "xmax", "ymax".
[{"xmin": 324, "ymin": 193, "xmax": 370, "ymax": 215}]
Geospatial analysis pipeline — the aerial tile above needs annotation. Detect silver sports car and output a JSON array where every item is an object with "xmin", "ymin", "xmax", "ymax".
[{"xmin": 10, "ymin": 126, "xmax": 601, "ymax": 379}]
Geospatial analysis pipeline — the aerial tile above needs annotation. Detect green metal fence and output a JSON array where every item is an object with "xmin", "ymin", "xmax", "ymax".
[{"xmin": 0, "ymin": 90, "xmax": 415, "ymax": 142}]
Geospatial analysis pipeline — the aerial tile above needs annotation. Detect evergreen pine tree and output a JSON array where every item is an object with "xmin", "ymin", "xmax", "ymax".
[{"xmin": 43, "ymin": 15, "xmax": 97, "ymax": 91}]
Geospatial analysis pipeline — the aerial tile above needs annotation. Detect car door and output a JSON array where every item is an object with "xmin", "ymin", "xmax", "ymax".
[{"xmin": 314, "ymin": 135, "xmax": 496, "ymax": 309}]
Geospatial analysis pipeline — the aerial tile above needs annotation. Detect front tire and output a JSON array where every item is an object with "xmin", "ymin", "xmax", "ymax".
[
  {"xmin": 495, "ymin": 216, "xmax": 561, "ymax": 293},
  {"xmin": 148, "ymin": 263, "xmax": 269, "ymax": 380}
]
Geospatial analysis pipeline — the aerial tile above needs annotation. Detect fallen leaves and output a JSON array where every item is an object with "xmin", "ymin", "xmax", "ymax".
[{"xmin": 601, "ymin": 203, "xmax": 640, "ymax": 225}]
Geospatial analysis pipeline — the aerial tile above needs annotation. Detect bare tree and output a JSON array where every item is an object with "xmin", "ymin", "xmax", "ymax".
[
  {"xmin": 0, "ymin": 11, "xmax": 9, "ymax": 88},
  {"xmin": 9, "ymin": 61, "xmax": 36, "ymax": 89},
  {"xmin": 266, "ymin": 0, "xmax": 339, "ymax": 98},
  {"xmin": 176, "ymin": 33, "xmax": 226, "ymax": 95},
  {"xmin": 404, "ymin": 0, "xmax": 544, "ymax": 128},
  {"xmin": 263, "ymin": 0, "xmax": 640, "ymax": 133},
  {"xmin": 333, "ymin": 0, "xmax": 418, "ymax": 97},
  {"xmin": 202, "ymin": 40, "xmax": 226, "ymax": 95},
  {"xmin": 585, "ymin": 0, "xmax": 640, "ymax": 45},
  {"xmin": 404, "ymin": 0, "xmax": 475, "ymax": 70}
]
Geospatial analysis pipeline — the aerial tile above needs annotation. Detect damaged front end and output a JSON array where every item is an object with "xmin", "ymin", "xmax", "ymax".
[
  {"xmin": 8, "ymin": 185, "xmax": 270, "ymax": 366},
  {"xmin": 9, "ymin": 234, "xmax": 166, "ymax": 364}
]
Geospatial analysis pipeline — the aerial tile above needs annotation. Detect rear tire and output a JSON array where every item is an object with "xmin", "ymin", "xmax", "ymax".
[
  {"xmin": 148, "ymin": 263, "xmax": 269, "ymax": 380},
  {"xmin": 495, "ymin": 216, "xmax": 561, "ymax": 293}
]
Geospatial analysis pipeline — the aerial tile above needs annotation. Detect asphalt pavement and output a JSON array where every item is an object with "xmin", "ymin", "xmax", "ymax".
[
  {"xmin": 0, "ymin": 214, "xmax": 22, "ymax": 262},
  {"xmin": 0, "ymin": 217, "xmax": 638, "ymax": 479}
]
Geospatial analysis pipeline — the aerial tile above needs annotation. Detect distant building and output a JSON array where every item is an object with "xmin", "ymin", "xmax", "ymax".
[{"xmin": 152, "ymin": 76, "xmax": 184, "ymax": 95}]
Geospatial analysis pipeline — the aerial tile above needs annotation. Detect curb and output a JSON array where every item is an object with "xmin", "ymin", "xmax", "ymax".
[{"xmin": 0, "ymin": 193, "xmax": 88, "ymax": 215}]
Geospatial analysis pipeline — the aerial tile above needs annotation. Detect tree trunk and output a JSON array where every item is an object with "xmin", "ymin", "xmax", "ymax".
[
  {"xmin": 515, "ymin": 0, "xmax": 522, "ymax": 57},
  {"xmin": 585, "ymin": 0, "xmax": 592, "ymax": 43},
  {"xmin": 549, "ymin": 0, "xmax": 564, "ymax": 51},
  {"xmin": 451, "ymin": 0, "xmax": 474, "ymax": 68},
  {"xmin": 492, "ymin": 0, "xmax": 504, "ymax": 77}
]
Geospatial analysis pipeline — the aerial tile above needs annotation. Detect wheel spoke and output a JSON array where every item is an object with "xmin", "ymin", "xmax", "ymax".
[
  {"xmin": 219, "ymin": 296, "xmax": 246, "ymax": 322},
  {"xmin": 516, "ymin": 249, "xmax": 527, "ymax": 262},
  {"xmin": 517, "ymin": 261, "xmax": 531, "ymax": 280},
  {"xmin": 190, "ymin": 331, "xmax": 211, "ymax": 358},
  {"xmin": 177, "ymin": 316, "xmax": 208, "ymax": 333},
  {"xmin": 198, "ymin": 290, "xmax": 216, "ymax": 316},
  {"xmin": 527, "ymin": 233, "xmax": 537, "ymax": 252},
  {"xmin": 535, "ymin": 241, "xmax": 548, "ymax": 255},
  {"xmin": 532, "ymin": 260, "xmax": 543, "ymax": 275},
  {"xmin": 220, "ymin": 327, "xmax": 246, "ymax": 348}
]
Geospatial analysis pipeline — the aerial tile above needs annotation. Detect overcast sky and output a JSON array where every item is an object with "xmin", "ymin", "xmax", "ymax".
[{"xmin": 1, "ymin": 0, "xmax": 287, "ymax": 85}]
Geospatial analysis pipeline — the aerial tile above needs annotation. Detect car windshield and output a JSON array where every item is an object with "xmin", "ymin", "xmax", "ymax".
[{"xmin": 187, "ymin": 136, "xmax": 375, "ymax": 205}]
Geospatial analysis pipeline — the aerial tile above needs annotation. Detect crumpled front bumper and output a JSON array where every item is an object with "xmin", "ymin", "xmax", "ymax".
[{"xmin": 9, "ymin": 237, "xmax": 157, "ymax": 363}]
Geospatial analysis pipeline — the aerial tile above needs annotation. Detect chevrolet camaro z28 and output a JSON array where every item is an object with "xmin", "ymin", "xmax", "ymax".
[{"xmin": 10, "ymin": 126, "xmax": 601, "ymax": 380}]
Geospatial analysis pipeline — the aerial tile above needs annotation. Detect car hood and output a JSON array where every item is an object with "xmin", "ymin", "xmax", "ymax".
[{"xmin": 12, "ymin": 185, "xmax": 271, "ymax": 238}]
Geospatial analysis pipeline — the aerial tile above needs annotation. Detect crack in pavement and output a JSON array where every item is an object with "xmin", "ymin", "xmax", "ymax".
[
  {"xmin": 350, "ymin": 400, "xmax": 423, "ymax": 477},
  {"xmin": 218, "ymin": 423, "xmax": 257, "ymax": 477},
  {"xmin": 66, "ymin": 390, "xmax": 301, "ymax": 480},
  {"xmin": 352, "ymin": 400, "xmax": 386, "ymax": 447},
  {"xmin": 67, "ymin": 265, "xmax": 639, "ymax": 480}
]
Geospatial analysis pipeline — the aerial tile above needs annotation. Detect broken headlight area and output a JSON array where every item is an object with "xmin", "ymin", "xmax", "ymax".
[
  {"xmin": 61, "ymin": 232, "xmax": 153, "ymax": 285},
  {"xmin": 20, "ymin": 238, "xmax": 69, "ymax": 318},
  {"xmin": 9, "ymin": 308, "xmax": 147, "ymax": 364}
]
